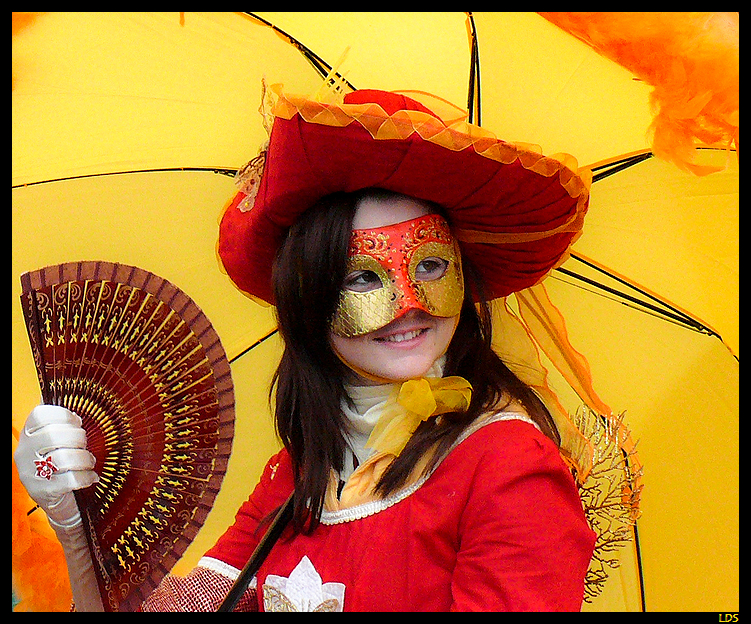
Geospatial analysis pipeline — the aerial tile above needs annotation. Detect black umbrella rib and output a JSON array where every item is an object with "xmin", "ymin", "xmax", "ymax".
[
  {"xmin": 243, "ymin": 12, "xmax": 357, "ymax": 92},
  {"xmin": 248, "ymin": 12, "xmax": 482, "ymax": 125},
  {"xmin": 229, "ymin": 327, "xmax": 279, "ymax": 365},
  {"xmin": 466, "ymin": 12, "xmax": 482, "ymax": 126},
  {"xmin": 11, "ymin": 167, "xmax": 238, "ymax": 189},
  {"xmin": 555, "ymin": 259, "xmax": 719, "ymax": 338},
  {"xmin": 632, "ymin": 520, "xmax": 647, "ymax": 611},
  {"xmin": 560, "ymin": 150, "xmax": 725, "ymax": 340},
  {"xmin": 591, "ymin": 152, "xmax": 653, "ymax": 182}
]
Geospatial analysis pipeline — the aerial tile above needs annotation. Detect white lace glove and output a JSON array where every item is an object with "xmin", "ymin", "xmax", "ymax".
[
  {"xmin": 14, "ymin": 405, "xmax": 98, "ymax": 526},
  {"xmin": 14, "ymin": 405, "xmax": 104, "ymax": 610}
]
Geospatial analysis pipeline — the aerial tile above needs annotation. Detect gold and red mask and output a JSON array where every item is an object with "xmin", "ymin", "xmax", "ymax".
[{"xmin": 331, "ymin": 214, "xmax": 465, "ymax": 338}]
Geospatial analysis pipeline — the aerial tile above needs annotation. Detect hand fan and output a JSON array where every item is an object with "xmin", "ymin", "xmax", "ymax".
[{"xmin": 20, "ymin": 261, "xmax": 235, "ymax": 611}]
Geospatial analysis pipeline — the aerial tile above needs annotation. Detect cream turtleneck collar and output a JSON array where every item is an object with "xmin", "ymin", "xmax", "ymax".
[{"xmin": 339, "ymin": 357, "xmax": 445, "ymax": 482}]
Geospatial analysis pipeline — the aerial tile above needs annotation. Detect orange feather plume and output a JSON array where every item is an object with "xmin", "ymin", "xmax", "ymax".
[{"xmin": 540, "ymin": 12, "xmax": 738, "ymax": 174}]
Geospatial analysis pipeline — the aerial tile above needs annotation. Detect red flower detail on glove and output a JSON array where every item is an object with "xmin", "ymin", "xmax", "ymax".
[{"xmin": 34, "ymin": 456, "xmax": 58, "ymax": 480}]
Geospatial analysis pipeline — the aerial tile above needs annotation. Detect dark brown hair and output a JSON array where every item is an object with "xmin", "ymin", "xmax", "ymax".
[{"xmin": 271, "ymin": 189, "xmax": 560, "ymax": 534}]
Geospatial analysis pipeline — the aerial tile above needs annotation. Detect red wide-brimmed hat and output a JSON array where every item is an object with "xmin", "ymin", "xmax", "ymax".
[
  {"xmin": 216, "ymin": 84, "xmax": 643, "ymax": 527},
  {"xmin": 218, "ymin": 83, "xmax": 591, "ymax": 305}
]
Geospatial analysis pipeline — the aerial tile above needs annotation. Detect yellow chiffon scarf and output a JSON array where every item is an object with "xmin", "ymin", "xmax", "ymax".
[{"xmin": 327, "ymin": 376, "xmax": 472, "ymax": 511}]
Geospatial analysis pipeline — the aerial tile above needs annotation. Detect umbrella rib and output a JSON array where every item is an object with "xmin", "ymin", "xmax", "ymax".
[
  {"xmin": 577, "ymin": 151, "xmax": 731, "ymax": 345},
  {"xmin": 243, "ymin": 12, "xmax": 357, "ymax": 92},
  {"xmin": 555, "ymin": 263, "xmax": 719, "ymax": 337},
  {"xmin": 568, "ymin": 253, "xmax": 715, "ymax": 333},
  {"xmin": 591, "ymin": 152, "xmax": 653, "ymax": 182},
  {"xmin": 229, "ymin": 327, "xmax": 279, "ymax": 365},
  {"xmin": 632, "ymin": 520, "xmax": 647, "ymax": 611},
  {"xmin": 465, "ymin": 12, "xmax": 482, "ymax": 126},
  {"xmin": 549, "ymin": 271, "xmax": 694, "ymax": 333},
  {"xmin": 12, "ymin": 167, "xmax": 238, "ymax": 189}
]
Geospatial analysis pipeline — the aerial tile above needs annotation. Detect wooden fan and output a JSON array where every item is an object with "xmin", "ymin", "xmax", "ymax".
[{"xmin": 20, "ymin": 261, "xmax": 235, "ymax": 611}]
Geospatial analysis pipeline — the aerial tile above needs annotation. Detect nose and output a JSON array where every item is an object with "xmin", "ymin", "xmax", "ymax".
[{"xmin": 389, "ymin": 266, "xmax": 431, "ymax": 319}]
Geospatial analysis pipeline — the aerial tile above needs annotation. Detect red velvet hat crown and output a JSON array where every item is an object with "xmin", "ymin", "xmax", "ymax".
[{"xmin": 218, "ymin": 84, "xmax": 590, "ymax": 305}]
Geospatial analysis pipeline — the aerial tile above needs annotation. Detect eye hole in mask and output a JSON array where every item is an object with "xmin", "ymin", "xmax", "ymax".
[
  {"xmin": 343, "ymin": 269, "xmax": 382, "ymax": 293},
  {"xmin": 414, "ymin": 256, "xmax": 450, "ymax": 281}
]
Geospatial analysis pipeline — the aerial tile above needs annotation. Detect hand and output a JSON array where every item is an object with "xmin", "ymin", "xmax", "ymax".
[{"xmin": 14, "ymin": 405, "xmax": 98, "ymax": 527}]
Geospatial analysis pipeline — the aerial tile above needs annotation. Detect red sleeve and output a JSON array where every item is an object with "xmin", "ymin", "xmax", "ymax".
[
  {"xmin": 203, "ymin": 448, "xmax": 295, "ymax": 571},
  {"xmin": 450, "ymin": 420, "xmax": 596, "ymax": 612}
]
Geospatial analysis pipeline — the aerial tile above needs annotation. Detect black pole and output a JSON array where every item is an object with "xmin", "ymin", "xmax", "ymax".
[
  {"xmin": 466, "ymin": 12, "xmax": 481, "ymax": 127},
  {"xmin": 216, "ymin": 492, "xmax": 295, "ymax": 612}
]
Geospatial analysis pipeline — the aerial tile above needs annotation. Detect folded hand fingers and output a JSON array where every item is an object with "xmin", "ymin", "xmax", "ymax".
[
  {"xmin": 25, "ymin": 405, "xmax": 82, "ymax": 434},
  {"xmin": 27, "ymin": 423, "xmax": 88, "ymax": 456}
]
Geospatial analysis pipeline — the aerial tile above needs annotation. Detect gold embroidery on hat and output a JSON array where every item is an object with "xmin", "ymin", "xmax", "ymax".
[
  {"xmin": 234, "ymin": 146, "xmax": 267, "ymax": 213},
  {"xmin": 235, "ymin": 79, "xmax": 275, "ymax": 212}
]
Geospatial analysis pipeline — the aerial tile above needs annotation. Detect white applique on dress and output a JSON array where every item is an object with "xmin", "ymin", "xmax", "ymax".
[{"xmin": 263, "ymin": 556, "xmax": 345, "ymax": 612}]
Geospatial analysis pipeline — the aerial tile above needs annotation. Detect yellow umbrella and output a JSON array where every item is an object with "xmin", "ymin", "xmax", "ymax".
[{"xmin": 12, "ymin": 12, "xmax": 738, "ymax": 612}]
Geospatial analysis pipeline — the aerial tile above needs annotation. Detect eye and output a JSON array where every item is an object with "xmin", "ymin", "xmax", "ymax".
[
  {"xmin": 343, "ymin": 270, "xmax": 383, "ymax": 293},
  {"xmin": 414, "ymin": 257, "xmax": 449, "ymax": 281}
]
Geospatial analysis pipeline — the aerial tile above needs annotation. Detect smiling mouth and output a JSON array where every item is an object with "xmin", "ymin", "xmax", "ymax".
[{"xmin": 374, "ymin": 328, "xmax": 428, "ymax": 343}]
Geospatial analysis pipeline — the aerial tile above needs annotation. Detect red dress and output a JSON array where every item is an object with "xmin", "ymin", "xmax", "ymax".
[{"xmin": 195, "ymin": 416, "xmax": 596, "ymax": 612}]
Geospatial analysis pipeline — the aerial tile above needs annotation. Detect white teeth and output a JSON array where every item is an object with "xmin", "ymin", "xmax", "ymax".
[{"xmin": 382, "ymin": 329, "xmax": 424, "ymax": 343}]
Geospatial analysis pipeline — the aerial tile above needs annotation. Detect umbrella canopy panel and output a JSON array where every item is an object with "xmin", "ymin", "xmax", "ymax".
[
  {"xmin": 472, "ymin": 12, "xmax": 655, "ymax": 166},
  {"xmin": 573, "ymin": 150, "xmax": 738, "ymax": 357},
  {"xmin": 551, "ymin": 146, "xmax": 738, "ymax": 611},
  {"xmin": 12, "ymin": 12, "xmax": 657, "ymax": 186},
  {"xmin": 12, "ymin": 12, "xmax": 323, "ymax": 185},
  {"xmin": 253, "ymin": 11, "xmax": 656, "ymax": 167}
]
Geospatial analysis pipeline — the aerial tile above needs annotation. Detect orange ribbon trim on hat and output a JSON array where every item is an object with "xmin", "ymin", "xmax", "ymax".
[
  {"xmin": 267, "ymin": 83, "xmax": 592, "ymax": 205},
  {"xmin": 453, "ymin": 210, "xmax": 587, "ymax": 244}
]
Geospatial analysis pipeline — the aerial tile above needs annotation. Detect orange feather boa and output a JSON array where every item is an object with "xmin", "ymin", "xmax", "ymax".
[
  {"xmin": 12, "ymin": 430, "xmax": 73, "ymax": 612},
  {"xmin": 540, "ymin": 12, "xmax": 739, "ymax": 175}
]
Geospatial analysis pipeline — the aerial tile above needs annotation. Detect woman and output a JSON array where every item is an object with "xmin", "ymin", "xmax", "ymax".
[{"xmin": 15, "ymin": 85, "xmax": 596, "ymax": 611}]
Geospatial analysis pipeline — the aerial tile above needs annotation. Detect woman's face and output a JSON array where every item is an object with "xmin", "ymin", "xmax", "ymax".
[{"xmin": 329, "ymin": 195, "xmax": 461, "ymax": 385}]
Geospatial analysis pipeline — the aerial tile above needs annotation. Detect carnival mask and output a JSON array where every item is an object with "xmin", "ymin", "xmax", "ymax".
[{"xmin": 330, "ymin": 214, "xmax": 465, "ymax": 338}]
